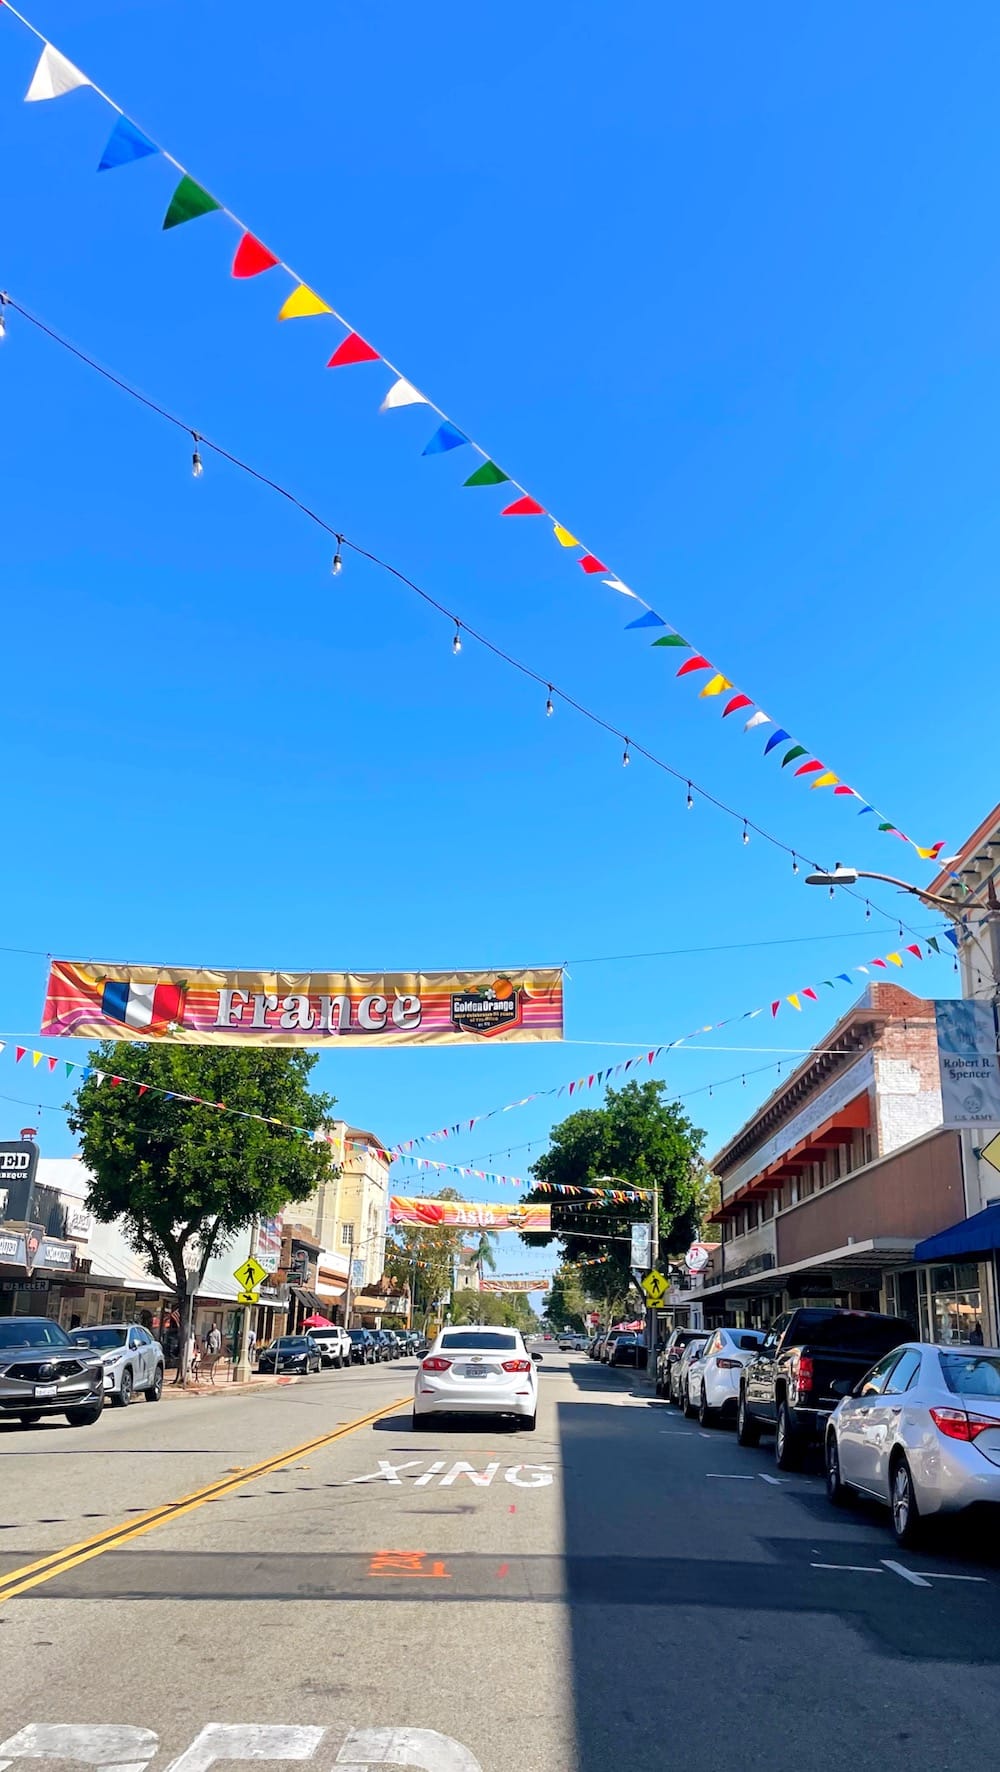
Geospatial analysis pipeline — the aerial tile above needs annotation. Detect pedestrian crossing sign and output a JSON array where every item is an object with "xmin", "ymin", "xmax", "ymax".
[
  {"xmin": 641, "ymin": 1269, "xmax": 669, "ymax": 1305},
  {"xmin": 980, "ymin": 1130, "xmax": 1000, "ymax": 1175},
  {"xmin": 236, "ymin": 1287, "xmax": 260, "ymax": 1306}
]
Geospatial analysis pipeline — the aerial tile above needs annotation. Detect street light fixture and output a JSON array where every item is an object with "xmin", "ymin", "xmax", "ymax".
[{"xmin": 804, "ymin": 864, "xmax": 998, "ymax": 991}]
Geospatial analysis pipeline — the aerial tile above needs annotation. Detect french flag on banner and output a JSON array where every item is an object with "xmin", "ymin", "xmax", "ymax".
[{"xmin": 101, "ymin": 979, "xmax": 185, "ymax": 1032}]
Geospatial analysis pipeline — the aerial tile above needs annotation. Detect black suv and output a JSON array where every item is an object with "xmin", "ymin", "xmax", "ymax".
[
  {"xmin": 347, "ymin": 1328, "xmax": 377, "ymax": 1364},
  {"xmin": 655, "ymin": 1327, "xmax": 706, "ymax": 1398}
]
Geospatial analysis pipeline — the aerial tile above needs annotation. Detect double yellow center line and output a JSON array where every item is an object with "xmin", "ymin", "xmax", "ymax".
[{"xmin": 0, "ymin": 1393, "xmax": 409, "ymax": 1606}]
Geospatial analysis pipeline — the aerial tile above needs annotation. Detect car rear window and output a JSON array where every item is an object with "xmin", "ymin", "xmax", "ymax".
[
  {"xmin": 734, "ymin": 1332, "xmax": 763, "ymax": 1351},
  {"xmin": 939, "ymin": 1350, "xmax": 1000, "ymax": 1399},
  {"xmin": 790, "ymin": 1312, "xmax": 913, "ymax": 1352},
  {"xmin": 439, "ymin": 1331, "xmax": 518, "ymax": 1351}
]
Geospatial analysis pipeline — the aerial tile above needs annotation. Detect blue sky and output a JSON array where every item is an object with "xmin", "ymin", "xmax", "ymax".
[{"xmin": 0, "ymin": 1, "xmax": 989, "ymax": 1273}]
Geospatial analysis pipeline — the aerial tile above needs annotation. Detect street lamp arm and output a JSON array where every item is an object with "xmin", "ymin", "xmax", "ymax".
[{"xmin": 852, "ymin": 870, "xmax": 971, "ymax": 919}]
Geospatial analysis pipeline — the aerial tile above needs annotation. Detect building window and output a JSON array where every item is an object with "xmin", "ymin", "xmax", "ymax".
[
  {"xmin": 341, "ymin": 1224, "xmax": 354, "ymax": 1247},
  {"xmin": 928, "ymin": 1263, "xmax": 984, "ymax": 1345}
]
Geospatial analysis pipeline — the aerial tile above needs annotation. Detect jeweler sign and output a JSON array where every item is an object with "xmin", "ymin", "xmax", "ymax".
[{"xmin": 41, "ymin": 961, "xmax": 564, "ymax": 1048}]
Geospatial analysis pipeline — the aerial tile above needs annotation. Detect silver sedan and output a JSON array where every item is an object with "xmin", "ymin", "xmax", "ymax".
[{"xmin": 825, "ymin": 1340, "xmax": 1000, "ymax": 1546}]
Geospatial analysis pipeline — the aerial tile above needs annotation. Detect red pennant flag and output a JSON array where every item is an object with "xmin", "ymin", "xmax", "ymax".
[
  {"xmin": 771, "ymin": 1002, "xmax": 780, "ymax": 1017},
  {"xmin": 722, "ymin": 694, "xmax": 753, "ymax": 717},
  {"xmin": 648, "ymin": 1050, "xmax": 655, "ymax": 1063},
  {"xmin": 111, "ymin": 1075, "xmax": 122, "ymax": 1087},
  {"xmin": 833, "ymin": 785, "xmax": 855, "ymax": 796},
  {"xmin": 578, "ymin": 555, "xmax": 608, "ymax": 574},
  {"xmin": 327, "ymin": 332, "xmax": 380, "ymax": 368},
  {"xmin": 47, "ymin": 1055, "xmax": 58, "ymax": 1072},
  {"xmin": 802, "ymin": 988, "xmax": 818, "ymax": 1001},
  {"xmin": 794, "ymin": 760, "xmax": 824, "ymax": 777},
  {"xmin": 138, "ymin": 1085, "xmax": 148, "ymax": 1096},
  {"xmin": 569, "ymin": 1081, "xmax": 576, "ymax": 1094},
  {"xmin": 588, "ymin": 1074, "xmax": 595, "ymax": 1087},
  {"xmin": 15, "ymin": 1046, "xmax": 25, "ymax": 1063},
  {"xmin": 907, "ymin": 944, "xmax": 923, "ymax": 958},
  {"xmin": 501, "ymin": 495, "xmax": 545, "ymax": 516},
  {"xmin": 676, "ymin": 654, "xmax": 711, "ymax": 677},
  {"xmin": 871, "ymin": 958, "xmax": 887, "ymax": 969},
  {"xmin": 232, "ymin": 233, "xmax": 279, "ymax": 278}
]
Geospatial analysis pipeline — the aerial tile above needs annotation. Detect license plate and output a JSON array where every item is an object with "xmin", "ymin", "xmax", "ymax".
[
  {"xmin": 33, "ymin": 1384, "xmax": 58, "ymax": 1399},
  {"xmin": 464, "ymin": 1367, "xmax": 489, "ymax": 1379}
]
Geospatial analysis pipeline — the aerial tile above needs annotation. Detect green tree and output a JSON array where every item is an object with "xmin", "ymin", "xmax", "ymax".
[
  {"xmin": 543, "ymin": 1264, "xmax": 590, "ymax": 1333},
  {"xmin": 67, "ymin": 1042, "xmax": 336, "ymax": 1382},
  {"xmin": 472, "ymin": 1230, "xmax": 498, "ymax": 1285},
  {"xmin": 520, "ymin": 1080, "xmax": 704, "ymax": 1310}
]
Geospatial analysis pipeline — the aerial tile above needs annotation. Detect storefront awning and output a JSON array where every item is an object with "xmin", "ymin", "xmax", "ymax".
[
  {"xmin": 289, "ymin": 1283, "xmax": 325, "ymax": 1315},
  {"xmin": 913, "ymin": 1202, "xmax": 1000, "ymax": 1264}
]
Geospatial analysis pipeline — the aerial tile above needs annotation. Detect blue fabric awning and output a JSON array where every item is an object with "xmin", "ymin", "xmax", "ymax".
[{"xmin": 913, "ymin": 1201, "xmax": 1000, "ymax": 1263}]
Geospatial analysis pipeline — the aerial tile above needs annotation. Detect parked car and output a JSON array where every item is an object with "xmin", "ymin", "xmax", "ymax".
[
  {"xmin": 557, "ymin": 1332, "xmax": 586, "ymax": 1351},
  {"xmin": 825, "ymin": 1340, "xmax": 1000, "ymax": 1546},
  {"xmin": 0, "ymin": 1317, "xmax": 105, "ymax": 1429},
  {"xmin": 306, "ymin": 1325, "xmax": 352, "ymax": 1369},
  {"xmin": 609, "ymin": 1331, "xmax": 648, "ymax": 1369},
  {"xmin": 683, "ymin": 1327, "xmax": 764, "ymax": 1425},
  {"xmin": 347, "ymin": 1328, "xmax": 377, "ymax": 1365},
  {"xmin": 589, "ymin": 1332, "xmax": 607, "ymax": 1360},
  {"xmin": 655, "ymin": 1326, "xmax": 706, "ymax": 1398},
  {"xmin": 737, "ymin": 1307, "xmax": 915, "ymax": 1468},
  {"xmin": 670, "ymin": 1336, "xmax": 707, "ymax": 1406},
  {"xmin": 69, "ymin": 1322, "xmax": 165, "ymax": 1406},
  {"xmin": 413, "ymin": 1326, "xmax": 540, "ymax": 1430},
  {"xmin": 257, "ymin": 1335, "xmax": 323, "ymax": 1375}
]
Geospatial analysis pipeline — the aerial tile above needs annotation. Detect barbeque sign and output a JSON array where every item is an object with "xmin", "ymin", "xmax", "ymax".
[{"xmin": 41, "ymin": 961, "xmax": 564, "ymax": 1048}]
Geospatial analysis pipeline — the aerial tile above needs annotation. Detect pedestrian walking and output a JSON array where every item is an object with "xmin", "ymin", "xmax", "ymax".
[
  {"xmin": 188, "ymin": 1331, "xmax": 201, "ymax": 1383},
  {"xmin": 248, "ymin": 1324, "xmax": 257, "ymax": 1364},
  {"xmin": 204, "ymin": 1322, "xmax": 222, "ymax": 1383}
]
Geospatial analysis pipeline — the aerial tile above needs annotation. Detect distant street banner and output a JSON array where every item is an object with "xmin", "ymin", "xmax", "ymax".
[
  {"xmin": 41, "ymin": 961, "xmax": 564, "ymax": 1048},
  {"xmin": 481, "ymin": 1277, "xmax": 548, "ymax": 1292},
  {"xmin": 389, "ymin": 1197, "xmax": 551, "ymax": 1231},
  {"xmin": 935, "ymin": 999, "xmax": 1000, "ymax": 1125}
]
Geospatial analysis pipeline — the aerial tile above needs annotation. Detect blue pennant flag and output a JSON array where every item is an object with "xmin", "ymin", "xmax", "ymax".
[
  {"xmin": 836, "ymin": 973, "xmax": 852, "ymax": 984},
  {"xmin": 422, "ymin": 421, "xmax": 468, "ymax": 455},
  {"xmin": 857, "ymin": 805, "xmax": 876, "ymax": 816},
  {"xmin": 763, "ymin": 728, "xmax": 790, "ymax": 755},
  {"xmin": 944, "ymin": 927, "xmax": 960, "ymax": 948},
  {"xmin": 625, "ymin": 610, "xmax": 667, "ymax": 630},
  {"xmin": 98, "ymin": 115, "xmax": 159, "ymax": 173}
]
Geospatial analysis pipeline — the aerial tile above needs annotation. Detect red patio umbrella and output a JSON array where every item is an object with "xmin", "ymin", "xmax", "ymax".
[{"xmin": 303, "ymin": 1312, "xmax": 334, "ymax": 1329}]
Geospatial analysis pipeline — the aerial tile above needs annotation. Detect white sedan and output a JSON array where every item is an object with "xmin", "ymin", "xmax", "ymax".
[
  {"xmin": 69, "ymin": 1322, "xmax": 165, "ymax": 1406},
  {"xmin": 825, "ymin": 1340, "xmax": 1000, "ymax": 1546},
  {"xmin": 685, "ymin": 1326, "xmax": 765, "ymax": 1426},
  {"xmin": 413, "ymin": 1327, "xmax": 540, "ymax": 1430}
]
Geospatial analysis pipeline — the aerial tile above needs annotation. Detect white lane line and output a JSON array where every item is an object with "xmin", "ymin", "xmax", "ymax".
[
  {"xmin": 699, "ymin": 1432, "xmax": 712, "ymax": 1439},
  {"xmin": 811, "ymin": 1562, "xmax": 883, "ymax": 1574},
  {"xmin": 758, "ymin": 1474, "xmax": 783, "ymax": 1486},
  {"xmin": 706, "ymin": 1473, "xmax": 754, "ymax": 1480},
  {"xmin": 923, "ymin": 1572, "xmax": 989, "ymax": 1583},
  {"xmin": 881, "ymin": 1559, "xmax": 932, "ymax": 1587}
]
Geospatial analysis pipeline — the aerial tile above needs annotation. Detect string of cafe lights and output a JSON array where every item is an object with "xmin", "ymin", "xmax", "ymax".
[{"xmin": 0, "ymin": 291, "xmax": 927, "ymax": 940}]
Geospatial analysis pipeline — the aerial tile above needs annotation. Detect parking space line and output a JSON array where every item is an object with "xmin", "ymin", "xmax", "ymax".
[
  {"xmin": 705, "ymin": 1473, "xmax": 754, "ymax": 1480},
  {"xmin": 758, "ymin": 1474, "xmax": 783, "ymax": 1486},
  {"xmin": 811, "ymin": 1563, "xmax": 883, "ymax": 1574},
  {"xmin": 881, "ymin": 1559, "xmax": 932, "ymax": 1587}
]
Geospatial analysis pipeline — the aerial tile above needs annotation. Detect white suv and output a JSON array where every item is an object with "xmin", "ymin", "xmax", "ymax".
[{"xmin": 305, "ymin": 1326, "xmax": 352, "ymax": 1369}]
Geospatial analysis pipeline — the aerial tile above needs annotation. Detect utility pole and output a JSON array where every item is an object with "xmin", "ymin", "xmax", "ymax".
[{"xmin": 648, "ymin": 1182, "xmax": 659, "ymax": 1386}]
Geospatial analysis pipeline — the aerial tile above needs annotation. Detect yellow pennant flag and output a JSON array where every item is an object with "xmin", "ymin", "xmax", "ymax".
[
  {"xmin": 886, "ymin": 952, "xmax": 903, "ymax": 967},
  {"xmin": 810, "ymin": 771, "xmax": 839, "ymax": 790},
  {"xmin": 699, "ymin": 673, "xmax": 733, "ymax": 698},
  {"xmin": 552, "ymin": 524, "xmax": 579, "ymax": 548},
  {"xmin": 31, "ymin": 1050, "xmax": 43, "ymax": 1066},
  {"xmin": 278, "ymin": 284, "xmax": 333, "ymax": 321},
  {"xmin": 787, "ymin": 994, "xmax": 802, "ymax": 1011}
]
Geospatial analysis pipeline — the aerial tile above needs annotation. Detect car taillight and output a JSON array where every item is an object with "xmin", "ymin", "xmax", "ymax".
[
  {"xmin": 930, "ymin": 1406, "xmax": 1000, "ymax": 1443},
  {"xmin": 715, "ymin": 1357, "xmax": 742, "ymax": 1370},
  {"xmin": 502, "ymin": 1359, "xmax": 533, "ymax": 1372},
  {"xmin": 421, "ymin": 1357, "xmax": 452, "ymax": 1372},
  {"xmin": 796, "ymin": 1354, "xmax": 814, "ymax": 1394}
]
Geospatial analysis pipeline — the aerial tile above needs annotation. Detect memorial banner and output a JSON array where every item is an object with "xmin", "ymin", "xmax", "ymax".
[
  {"xmin": 41, "ymin": 961, "xmax": 564, "ymax": 1048},
  {"xmin": 389, "ymin": 1197, "xmax": 551, "ymax": 1231},
  {"xmin": 480, "ymin": 1277, "xmax": 549, "ymax": 1292},
  {"xmin": 935, "ymin": 999, "xmax": 1000, "ymax": 1125}
]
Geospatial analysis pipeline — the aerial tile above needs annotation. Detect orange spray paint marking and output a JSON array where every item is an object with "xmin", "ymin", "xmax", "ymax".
[{"xmin": 368, "ymin": 1550, "xmax": 451, "ymax": 1579}]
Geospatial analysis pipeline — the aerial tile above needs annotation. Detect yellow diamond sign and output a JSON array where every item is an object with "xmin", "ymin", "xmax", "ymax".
[
  {"xmin": 233, "ymin": 1255, "xmax": 267, "ymax": 1293},
  {"xmin": 641, "ymin": 1269, "xmax": 669, "ymax": 1305},
  {"xmin": 980, "ymin": 1130, "xmax": 1000, "ymax": 1175}
]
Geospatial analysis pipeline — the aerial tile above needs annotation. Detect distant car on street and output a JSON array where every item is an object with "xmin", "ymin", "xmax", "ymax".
[
  {"xmin": 0, "ymin": 1317, "xmax": 105, "ymax": 1429},
  {"xmin": 306, "ymin": 1326, "xmax": 351, "ymax": 1369},
  {"xmin": 683, "ymin": 1327, "xmax": 764, "ymax": 1425},
  {"xmin": 372, "ymin": 1329, "xmax": 397, "ymax": 1361},
  {"xmin": 670, "ymin": 1336, "xmax": 708, "ymax": 1407},
  {"xmin": 609, "ymin": 1331, "xmax": 648, "ymax": 1369},
  {"xmin": 557, "ymin": 1333, "xmax": 587, "ymax": 1351},
  {"xmin": 825, "ymin": 1340, "xmax": 1000, "ymax": 1546},
  {"xmin": 413, "ymin": 1326, "xmax": 540, "ymax": 1431},
  {"xmin": 69, "ymin": 1322, "xmax": 165, "ymax": 1406},
  {"xmin": 655, "ymin": 1326, "xmax": 706, "ymax": 1398},
  {"xmin": 347, "ymin": 1328, "xmax": 377, "ymax": 1365},
  {"xmin": 257, "ymin": 1335, "xmax": 323, "ymax": 1375}
]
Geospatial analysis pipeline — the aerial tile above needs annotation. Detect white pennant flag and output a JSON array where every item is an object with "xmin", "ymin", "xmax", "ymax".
[
  {"xmin": 25, "ymin": 44, "xmax": 92, "ymax": 102},
  {"xmin": 744, "ymin": 709, "xmax": 771, "ymax": 732},
  {"xmin": 602, "ymin": 575, "xmax": 641, "ymax": 602},
  {"xmin": 380, "ymin": 377, "xmax": 428, "ymax": 412}
]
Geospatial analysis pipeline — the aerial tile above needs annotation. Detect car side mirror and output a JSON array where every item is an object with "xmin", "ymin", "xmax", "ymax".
[{"xmin": 533, "ymin": 1353, "xmax": 543, "ymax": 1362}]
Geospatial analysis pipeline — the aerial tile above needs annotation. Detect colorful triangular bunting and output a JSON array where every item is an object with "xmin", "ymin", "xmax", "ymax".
[
  {"xmin": 578, "ymin": 554, "xmax": 608, "ymax": 574},
  {"xmin": 422, "ymin": 421, "xmax": 467, "ymax": 455},
  {"xmin": 464, "ymin": 460, "xmax": 509, "ymax": 486},
  {"xmin": 25, "ymin": 44, "xmax": 91, "ymax": 103},
  {"xmin": 381, "ymin": 377, "xmax": 427, "ymax": 411},
  {"xmin": 163, "ymin": 176, "xmax": 219, "ymax": 230},
  {"xmin": 232, "ymin": 233, "xmax": 279, "ymax": 277},
  {"xmin": 98, "ymin": 115, "xmax": 158, "ymax": 172},
  {"xmin": 327, "ymin": 332, "xmax": 380, "ymax": 368},
  {"xmin": 278, "ymin": 284, "xmax": 333, "ymax": 320},
  {"xmin": 626, "ymin": 611, "xmax": 667, "ymax": 629},
  {"xmin": 501, "ymin": 496, "xmax": 545, "ymax": 516}
]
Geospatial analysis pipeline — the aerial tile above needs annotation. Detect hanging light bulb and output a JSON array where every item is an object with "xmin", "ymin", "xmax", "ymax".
[
  {"xmin": 686, "ymin": 783, "xmax": 694, "ymax": 811},
  {"xmin": 331, "ymin": 535, "xmax": 344, "ymax": 576},
  {"xmin": 0, "ymin": 294, "xmax": 7, "ymax": 341},
  {"xmin": 622, "ymin": 740, "xmax": 631, "ymax": 766},
  {"xmin": 545, "ymin": 686, "xmax": 554, "ymax": 717},
  {"xmin": 742, "ymin": 820, "xmax": 750, "ymax": 845},
  {"xmin": 829, "ymin": 885, "xmax": 836, "ymax": 901},
  {"xmin": 865, "ymin": 901, "xmax": 872, "ymax": 921},
  {"xmin": 191, "ymin": 432, "xmax": 203, "ymax": 478},
  {"xmin": 452, "ymin": 622, "xmax": 462, "ymax": 655},
  {"xmin": 791, "ymin": 853, "xmax": 799, "ymax": 874}
]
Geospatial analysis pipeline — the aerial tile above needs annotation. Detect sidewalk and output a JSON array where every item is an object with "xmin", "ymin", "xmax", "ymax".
[{"xmin": 162, "ymin": 1367, "xmax": 301, "ymax": 1399}]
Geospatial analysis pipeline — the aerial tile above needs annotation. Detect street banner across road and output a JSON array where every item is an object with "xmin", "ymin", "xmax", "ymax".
[
  {"xmin": 41, "ymin": 961, "xmax": 564, "ymax": 1047},
  {"xmin": 389, "ymin": 1197, "xmax": 552, "ymax": 1231},
  {"xmin": 480, "ymin": 1277, "xmax": 549, "ymax": 1292}
]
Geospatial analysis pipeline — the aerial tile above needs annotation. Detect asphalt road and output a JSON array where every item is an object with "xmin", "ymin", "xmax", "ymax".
[{"xmin": 1, "ymin": 1350, "xmax": 999, "ymax": 1772}]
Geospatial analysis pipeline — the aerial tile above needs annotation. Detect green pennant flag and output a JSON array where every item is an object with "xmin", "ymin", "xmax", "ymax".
[
  {"xmin": 65, "ymin": 1061, "xmax": 75, "ymax": 1077},
  {"xmin": 878, "ymin": 822, "xmax": 896, "ymax": 833},
  {"xmin": 163, "ymin": 175, "xmax": 220, "ymax": 230},
  {"xmin": 781, "ymin": 744, "xmax": 808, "ymax": 767},
  {"xmin": 926, "ymin": 935, "xmax": 941, "ymax": 954},
  {"xmin": 652, "ymin": 633, "xmax": 690, "ymax": 647},
  {"xmin": 463, "ymin": 460, "xmax": 509, "ymax": 487}
]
